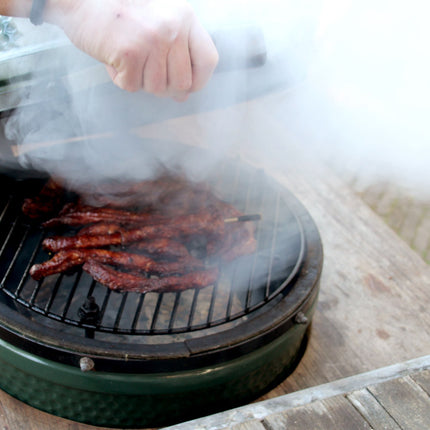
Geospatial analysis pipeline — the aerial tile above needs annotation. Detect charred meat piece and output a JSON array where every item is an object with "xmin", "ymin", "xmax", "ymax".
[
  {"xmin": 218, "ymin": 223, "xmax": 258, "ymax": 261},
  {"xmin": 78, "ymin": 224, "xmax": 191, "ymax": 260},
  {"xmin": 42, "ymin": 206, "xmax": 164, "ymax": 228},
  {"xmin": 78, "ymin": 222, "xmax": 123, "ymax": 236},
  {"xmin": 129, "ymin": 238, "xmax": 191, "ymax": 260},
  {"xmin": 78, "ymin": 174, "xmax": 193, "ymax": 209},
  {"xmin": 22, "ymin": 178, "xmax": 65, "ymax": 219},
  {"xmin": 78, "ymin": 175, "xmax": 223, "ymax": 216},
  {"xmin": 83, "ymin": 259, "xmax": 219, "ymax": 293},
  {"xmin": 43, "ymin": 232, "xmax": 124, "ymax": 252},
  {"xmin": 30, "ymin": 249, "xmax": 86, "ymax": 280},
  {"xmin": 30, "ymin": 249, "xmax": 204, "ymax": 280},
  {"xmin": 120, "ymin": 209, "xmax": 225, "ymax": 245},
  {"xmin": 206, "ymin": 201, "xmax": 257, "ymax": 260},
  {"xmin": 43, "ymin": 209, "xmax": 225, "ymax": 253}
]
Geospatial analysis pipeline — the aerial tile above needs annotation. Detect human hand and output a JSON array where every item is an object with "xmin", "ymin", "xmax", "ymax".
[{"xmin": 46, "ymin": 0, "xmax": 219, "ymax": 101}]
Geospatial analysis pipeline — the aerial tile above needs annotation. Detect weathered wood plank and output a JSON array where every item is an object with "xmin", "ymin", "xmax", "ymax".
[
  {"xmin": 347, "ymin": 388, "xmax": 401, "ymax": 430},
  {"xmin": 166, "ymin": 355, "xmax": 430, "ymax": 430},
  {"xmin": 411, "ymin": 369, "xmax": 430, "ymax": 395},
  {"xmin": 368, "ymin": 375, "xmax": 430, "ymax": 430},
  {"xmin": 263, "ymin": 395, "xmax": 372, "ymax": 430},
  {"xmin": 165, "ymin": 356, "xmax": 430, "ymax": 430}
]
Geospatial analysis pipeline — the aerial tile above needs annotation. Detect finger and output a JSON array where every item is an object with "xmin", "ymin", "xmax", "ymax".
[
  {"xmin": 106, "ymin": 55, "xmax": 144, "ymax": 92},
  {"xmin": 142, "ymin": 50, "xmax": 168, "ymax": 95},
  {"xmin": 106, "ymin": 64, "xmax": 118, "ymax": 82},
  {"xmin": 188, "ymin": 22, "xmax": 219, "ymax": 93},
  {"xmin": 166, "ymin": 34, "xmax": 193, "ymax": 95},
  {"xmin": 172, "ymin": 92, "xmax": 190, "ymax": 102}
]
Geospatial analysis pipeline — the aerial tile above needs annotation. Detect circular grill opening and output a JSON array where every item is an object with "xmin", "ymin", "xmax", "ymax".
[{"xmin": 0, "ymin": 169, "xmax": 305, "ymax": 337}]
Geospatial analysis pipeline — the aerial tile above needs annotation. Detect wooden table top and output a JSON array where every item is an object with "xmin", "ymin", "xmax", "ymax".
[{"xmin": 1, "ymin": 91, "xmax": 429, "ymax": 429}]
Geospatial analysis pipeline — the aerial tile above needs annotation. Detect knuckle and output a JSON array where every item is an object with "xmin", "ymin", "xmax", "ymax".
[
  {"xmin": 111, "ymin": 67, "xmax": 141, "ymax": 92},
  {"xmin": 146, "ymin": 21, "xmax": 178, "ymax": 49},
  {"xmin": 144, "ymin": 26, "xmax": 160, "ymax": 46},
  {"xmin": 108, "ymin": 45, "xmax": 143, "ymax": 92}
]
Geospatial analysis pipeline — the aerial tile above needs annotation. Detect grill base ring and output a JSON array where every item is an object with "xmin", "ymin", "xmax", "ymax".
[{"xmin": 0, "ymin": 309, "xmax": 315, "ymax": 428}]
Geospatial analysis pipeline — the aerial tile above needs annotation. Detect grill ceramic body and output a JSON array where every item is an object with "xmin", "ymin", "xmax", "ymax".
[
  {"xmin": 0, "ymin": 314, "xmax": 314, "ymax": 428},
  {"xmin": 0, "ymin": 152, "xmax": 323, "ymax": 427}
]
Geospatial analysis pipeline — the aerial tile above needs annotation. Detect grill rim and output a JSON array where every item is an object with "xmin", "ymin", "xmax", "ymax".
[
  {"xmin": 0, "ymin": 203, "xmax": 322, "ymax": 373},
  {"xmin": 0, "ymin": 162, "xmax": 307, "ymax": 336},
  {"xmin": 0, "ymin": 155, "xmax": 323, "ymax": 373}
]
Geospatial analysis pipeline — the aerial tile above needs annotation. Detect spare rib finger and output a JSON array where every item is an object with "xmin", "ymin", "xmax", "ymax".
[
  {"xmin": 129, "ymin": 238, "xmax": 191, "ymax": 260},
  {"xmin": 78, "ymin": 223, "xmax": 123, "ymax": 236},
  {"xmin": 22, "ymin": 178, "xmax": 65, "ymax": 219},
  {"xmin": 42, "ymin": 209, "xmax": 164, "ymax": 228},
  {"xmin": 43, "ymin": 209, "xmax": 225, "ymax": 253},
  {"xmin": 77, "ymin": 225, "xmax": 191, "ymax": 260},
  {"xmin": 83, "ymin": 259, "xmax": 219, "ymax": 293},
  {"xmin": 30, "ymin": 249, "xmax": 86, "ymax": 280},
  {"xmin": 30, "ymin": 248, "xmax": 204, "ymax": 280}
]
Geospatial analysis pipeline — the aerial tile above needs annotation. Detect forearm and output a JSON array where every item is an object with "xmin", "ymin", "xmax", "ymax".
[{"xmin": 0, "ymin": 0, "xmax": 79, "ymax": 26}]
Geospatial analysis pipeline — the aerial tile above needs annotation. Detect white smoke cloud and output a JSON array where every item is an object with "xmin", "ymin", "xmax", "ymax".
[
  {"xmin": 2, "ymin": 1, "xmax": 430, "ymax": 197},
  {"xmin": 297, "ymin": 0, "xmax": 430, "ymax": 195}
]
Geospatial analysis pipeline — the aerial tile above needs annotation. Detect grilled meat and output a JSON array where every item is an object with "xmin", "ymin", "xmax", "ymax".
[
  {"xmin": 42, "ymin": 205, "xmax": 164, "ymax": 228},
  {"xmin": 43, "ymin": 232, "xmax": 124, "ymax": 252},
  {"xmin": 22, "ymin": 178, "xmax": 65, "ymax": 219},
  {"xmin": 83, "ymin": 259, "xmax": 219, "ymax": 293},
  {"xmin": 77, "ymin": 222, "xmax": 123, "ymax": 236},
  {"xmin": 27, "ymin": 174, "xmax": 258, "ymax": 295},
  {"xmin": 30, "ymin": 248, "xmax": 204, "ymax": 280},
  {"xmin": 43, "ymin": 209, "xmax": 225, "ymax": 253},
  {"xmin": 128, "ymin": 238, "xmax": 191, "ymax": 260}
]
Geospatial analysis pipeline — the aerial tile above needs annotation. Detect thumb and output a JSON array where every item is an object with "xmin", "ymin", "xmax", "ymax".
[{"xmin": 105, "ymin": 64, "xmax": 118, "ymax": 82}]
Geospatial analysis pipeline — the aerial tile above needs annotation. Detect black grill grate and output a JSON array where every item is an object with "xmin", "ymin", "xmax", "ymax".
[{"xmin": 0, "ymin": 163, "xmax": 305, "ymax": 337}]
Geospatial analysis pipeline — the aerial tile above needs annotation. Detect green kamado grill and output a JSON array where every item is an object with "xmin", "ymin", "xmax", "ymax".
[{"xmin": 0, "ymin": 155, "xmax": 323, "ymax": 428}]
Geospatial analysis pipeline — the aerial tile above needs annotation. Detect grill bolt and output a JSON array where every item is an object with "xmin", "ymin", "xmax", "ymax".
[
  {"xmin": 79, "ymin": 357, "xmax": 95, "ymax": 372},
  {"xmin": 294, "ymin": 311, "xmax": 308, "ymax": 325}
]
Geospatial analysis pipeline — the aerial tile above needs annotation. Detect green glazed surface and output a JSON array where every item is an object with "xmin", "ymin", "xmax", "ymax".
[{"xmin": 0, "ymin": 304, "xmax": 314, "ymax": 429}]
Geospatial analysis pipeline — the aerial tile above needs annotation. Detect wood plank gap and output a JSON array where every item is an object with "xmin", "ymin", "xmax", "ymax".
[
  {"xmin": 410, "ymin": 368, "xmax": 430, "ymax": 396},
  {"xmin": 366, "ymin": 375, "xmax": 430, "ymax": 430},
  {"xmin": 347, "ymin": 388, "xmax": 402, "ymax": 430}
]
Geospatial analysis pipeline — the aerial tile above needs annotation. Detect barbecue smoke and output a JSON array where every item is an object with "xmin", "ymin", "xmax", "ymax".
[
  {"xmin": 0, "ymin": 1, "xmax": 427, "ymax": 306},
  {"xmin": 1, "ymin": 0, "xmax": 429, "ymax": 197}
]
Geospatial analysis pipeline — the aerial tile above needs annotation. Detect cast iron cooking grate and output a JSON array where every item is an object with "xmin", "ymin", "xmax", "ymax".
[{"xmin": 0, "ymin": 161, "xmax": 305, "ymax": 336}]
